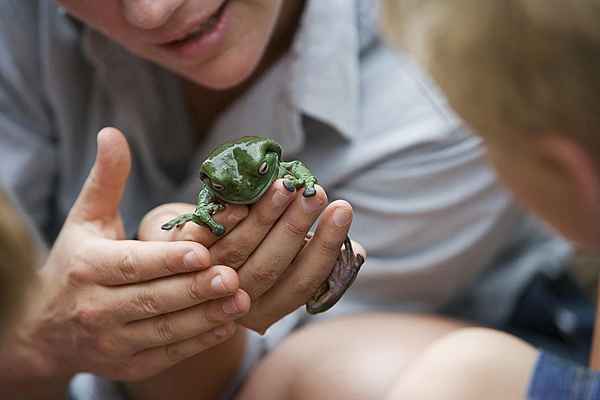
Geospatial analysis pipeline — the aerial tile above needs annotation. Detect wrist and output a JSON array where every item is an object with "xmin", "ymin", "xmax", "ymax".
[
  {"xmin": 0, "ymin": 274, "xmax": 72, "ymax": 397},
  {"xmin": 0, "ymin": 327, "xmax": 72, "ymax": 398}
]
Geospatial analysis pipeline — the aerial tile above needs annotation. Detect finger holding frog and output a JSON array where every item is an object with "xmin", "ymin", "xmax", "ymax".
[
  {"xmin": 210, "ymin": 179, "xmax": 297, "ymax": 269},
  {"xmin": 234, "ymin": 184, "xmax": 327, "ymax": 301},
  {"xmin": 239, "ymin": 200, "xmax": 361, "ymax": 332}
]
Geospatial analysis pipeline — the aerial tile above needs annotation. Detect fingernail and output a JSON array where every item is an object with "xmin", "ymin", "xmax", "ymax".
[
  {"xmin": 302, "ymin": 196, "xmax": 323, "ymax": 214},
  {"xmin": 183, "ymin": 251, "xmax": 202, "ymax": 269},
  {"xmin": 333, "ymin": 208, "xmax": 352, "ymax": 227},
  {"xmin": 272, "ymin": 190, "xmax": 291, "ymax": 208},
  {"xmin": 211, "ymin": 274, "xmax": 226, "ymax": 292},
  {"xmin": 222, "ymin": 298, "xmax": 240, "ymax": 315}
]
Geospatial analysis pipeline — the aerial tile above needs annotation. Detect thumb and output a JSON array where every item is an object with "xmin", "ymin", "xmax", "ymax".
[{"xmin": 69, "ymin": 127, "xmax": 132, "ymax": 223}]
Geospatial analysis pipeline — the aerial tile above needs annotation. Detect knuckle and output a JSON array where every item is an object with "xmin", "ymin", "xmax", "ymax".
[
  {"xmin": 117, "ymin": 252, "xmax": 139, "ymax": 283},
  {"xmin": 219, "ymin": 248, "xmax": 248, "ymax": 267},
  {"xmin": 162, "ymin": 248, "xmax": 182, "ymax": 275},
  {"xmin": 73, "ymin": 303, "xmax": 104, "ymax": 329},
  {"xmin": 65, "ymin": 263, "xmax": 91, "ymax": 287},
  {"xmin": 204, "ymin": 302, "xmax": 228, "ymax": 323},
  {"xmin": 134, "ymin": 290, "xmax": 161, "ymax": 316},
  {"xmin": 247, "ymin": 268, "xmax": 280, "ymax": 289},
  {"xmin": 284, "ymin": 219, "xmax": 309, "ymax": 238},
  {"xmin": 164, "ymin": 342, "xmax": 185, "ymax": 364},
  {"xmin": 316, "ymin": 238, "xmax": 342, "ymax": 258},
  {"xmin": 254, "ymin": 208, "xmax": 276, "ymax": 228},
  {"xmin": 187, "ymin": 276, "xmax": 207, "ymax": 302},
  {"xmin": 153, "ymin": 315, "xmax": 176, "ymax": 344}
]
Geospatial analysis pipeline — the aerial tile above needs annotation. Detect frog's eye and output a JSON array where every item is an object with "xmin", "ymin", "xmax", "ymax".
[
  {"xmin": 258, "ymin": 161, "xmax": 269, "ymax": 176},
  {"xmin": 211, "ymin": 182, "xmax": 225, "ymax": 191}
]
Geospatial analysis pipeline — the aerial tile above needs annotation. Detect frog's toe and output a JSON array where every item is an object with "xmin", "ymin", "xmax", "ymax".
[
  {"xmin": 212, "ymin": 224, "xmax": 226, "ymax": 236},
  {"xmin": 283, "ymin": 180, "xmax": 296, "ymax": 193},
  {"xmin": 161, "ymin": 217, "xmax": 183, "ymax": 230},
  {"xmin": 303, "ymin": 186, "xmax": 316, "ymax": 197},
  {"xmin": 161, "ymin": 222, "xmax": 175, "ymax": 231}
]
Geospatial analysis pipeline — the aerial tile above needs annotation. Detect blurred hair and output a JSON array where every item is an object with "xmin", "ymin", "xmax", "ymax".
[
  {"xmin": 381, "ymin": 0, "xmax": 600, "ymax": 153},
  {"xmin": 0, "ymin": 191, "xmax": 34, "ymax": 336}
]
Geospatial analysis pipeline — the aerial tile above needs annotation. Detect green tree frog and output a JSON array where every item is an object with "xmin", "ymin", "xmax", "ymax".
[{"xmin": 161, "ymin": 136, "xmax": 364, "ymax": 314}]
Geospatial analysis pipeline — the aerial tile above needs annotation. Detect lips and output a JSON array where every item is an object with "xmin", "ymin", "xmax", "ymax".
[{"xmin": 160, "ymin": 1, "xmax": 228, "ymax": 48}]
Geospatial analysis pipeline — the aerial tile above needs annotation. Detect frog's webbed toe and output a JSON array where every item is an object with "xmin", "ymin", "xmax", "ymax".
[
  {"xmin": 302, "ymin": 185, "xmax": 316, "ymax": 197},
  {"xmin": 212, "ymin": 224, "xmax": 226, "ymax": 236},
  {"xmin": 283, "ymin": 179, "xmax": 296, "ymax": 193},
  {"xmin": 161, "ymin": 213, "xmax": 196, "ymax": 230},
  {"xmin": 305, "ymin": 237, "xmax": 365, "ymax": 314}
]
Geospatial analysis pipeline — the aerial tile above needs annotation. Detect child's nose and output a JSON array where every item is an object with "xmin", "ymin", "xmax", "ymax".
[{"xmin": 122, "ymin": 0, "xmax": 185, "ymax": 30}]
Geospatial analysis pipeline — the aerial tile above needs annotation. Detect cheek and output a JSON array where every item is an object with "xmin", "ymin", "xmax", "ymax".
[
  {"xmin": 489, "ymin": 155, "xmax": 588, "ymax": 245},
  {"xmin": 58, "ymin": 0, "xmax": 129, "ymax": 41},
  {"xmin": 487, "ymin": 152, "xmax": 557, "ymax": 221}
]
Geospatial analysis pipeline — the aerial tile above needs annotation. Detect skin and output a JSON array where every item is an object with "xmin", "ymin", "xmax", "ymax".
[
  {"xmin": 237, "ymin": 314, "xmax": 469, "ymax": 400},
  {"xmin": 0, "ymin": 1, "xmax": 363, "ymax": 399},
  {"xmin": 161, "ymin": 136, "xmax": 365, "ymax": 314},
  {"xmin": 57, "ymin": 0, "xmax": 301, "ymax": 90}
]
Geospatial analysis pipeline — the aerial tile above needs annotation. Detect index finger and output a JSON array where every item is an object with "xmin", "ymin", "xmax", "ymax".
[{"xmin": 84, "ymin": 239, "xmax": 212, "ymax": 286}]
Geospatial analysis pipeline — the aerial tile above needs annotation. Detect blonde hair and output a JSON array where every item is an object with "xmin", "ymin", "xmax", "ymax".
[
  {"xmin": 0, "ymin": 191, "xmax": 34, "ymax": 335},
  {"xmin": 382, "ymin": 0, "xmax": 600, "ymax": 150}
]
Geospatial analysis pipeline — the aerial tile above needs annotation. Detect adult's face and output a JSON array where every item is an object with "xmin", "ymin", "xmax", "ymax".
[{"xmin": 58, "ymin": 0, "xmax": 293, "ymax": 88}]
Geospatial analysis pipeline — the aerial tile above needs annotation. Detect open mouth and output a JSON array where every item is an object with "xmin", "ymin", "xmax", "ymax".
[{"xmin": 164, "ymin": 1, "xmax": 229, "ymax": 48}]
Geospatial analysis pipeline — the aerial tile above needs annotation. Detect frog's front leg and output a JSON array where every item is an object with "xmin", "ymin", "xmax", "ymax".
[
  {"xmin": 189, "ymin": 203, "xmax": 226, "ymax": 236},
  {"xmin": 161, "ymin": 187, "xmax": 226, "ymax": 236},
  {"xmin": 280, "ymin": 160, "xmax": 318, "ymax": 197},
  {"xmin": 305, "ymin": 236, "xmax": 365, "ymax": 314}
]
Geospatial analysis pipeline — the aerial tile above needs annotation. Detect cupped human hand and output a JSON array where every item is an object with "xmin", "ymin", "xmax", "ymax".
[
  {"xmin": 13, "ymin": 128, "xmax": 251, "ymax": 382},
  {"xmin": 140, "ymin": 179, "xmax": 365, "ymax": 334}
]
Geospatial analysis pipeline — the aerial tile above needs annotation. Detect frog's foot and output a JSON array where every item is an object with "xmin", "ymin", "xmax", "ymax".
[
  {"xmin": 305, "ymin": 237, "xmax": 365, "ymax": 314},
  {"xmin": 161, "ymin": 213, "xmax": 196, "ymax": 230},
  {"xmin": 210, "ymin": 223, "xmax": 226, "ymax": 236},
  {"xmin": 283, "ymin": 175, "xmax": 317, "ymax": 197},
  {"xmin": 207, "ymin": 203, "xmax": 225, "ymax": 214},
  {"xmin": 191, "ymin": 210, "xmax": 226, "ymax": 237}
]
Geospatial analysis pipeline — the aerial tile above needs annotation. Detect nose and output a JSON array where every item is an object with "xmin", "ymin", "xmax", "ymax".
[{"xmin": 122, "ymin": 0, "xmax": 186, "ymax": 30}]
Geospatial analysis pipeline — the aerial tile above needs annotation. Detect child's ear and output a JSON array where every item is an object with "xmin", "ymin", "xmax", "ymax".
[{"xmin": 539, "ymin": 134, "xmax": 600, "ymax": 244}]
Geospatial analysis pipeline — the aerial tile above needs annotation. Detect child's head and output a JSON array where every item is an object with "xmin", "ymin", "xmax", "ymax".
[
  {"xmin": 382, "ymin": 0, "xmax": 600, "ymax": 249},
  {"xmin": 56, "ymin": 0, "xmax": 302, "ymax": 89},
  {"xmin": 0, "ymin": 191, "xmax": 34, "ymax": 336}
]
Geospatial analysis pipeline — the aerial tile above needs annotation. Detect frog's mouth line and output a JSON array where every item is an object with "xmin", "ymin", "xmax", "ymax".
[{"xmin": 215, "ymin": 157, "xmax": 280, "ymax": 205}]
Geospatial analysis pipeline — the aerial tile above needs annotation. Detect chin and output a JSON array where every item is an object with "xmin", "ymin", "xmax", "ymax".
[{"xmin": 183, "ymin": 47, "xmax": 265, "ymax": 89}]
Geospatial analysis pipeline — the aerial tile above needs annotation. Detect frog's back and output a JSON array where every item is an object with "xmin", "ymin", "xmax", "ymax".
[{"xmin": 205, "ymin": 136, "xmax": 281, "ymax": 163}]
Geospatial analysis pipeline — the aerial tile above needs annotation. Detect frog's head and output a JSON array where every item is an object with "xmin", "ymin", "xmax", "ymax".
[{"xmin": 200, "ymin": 136, "xmax": 282, "ymax": 204}]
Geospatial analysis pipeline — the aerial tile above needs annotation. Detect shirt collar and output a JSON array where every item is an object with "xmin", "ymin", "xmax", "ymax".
[{"xmin": 287, "ymin": 0, "xmax": 363, "ymax": 140}]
